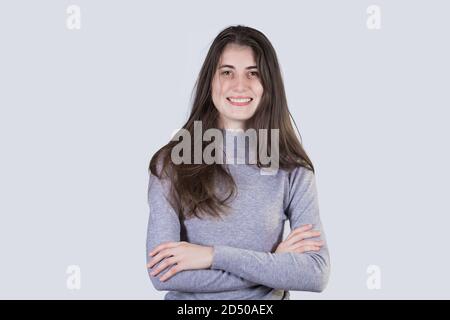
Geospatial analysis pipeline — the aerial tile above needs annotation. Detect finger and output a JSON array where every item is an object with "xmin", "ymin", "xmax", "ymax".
[
  {"xmin": 285, "ymin": 230, "xmax": 321, "ymax": 246},
  {"xmin": 149, "ymin": 257, "xmax": 177, "ymax": 277},
  {"xmin": 159, "ymin": 264, "xmax": 181, "ymax": 282},
  {"xmin": 149, "ymin": 242, "xmax": 178, "ymax": 257},
  {"xmin": 147, "ymin": 249, "xmax": 174, "ymax": 269},
  {"xmin": 149, "ymin": 241, "xmax": 181, "ymax": 256},
  {"xmin": 147, "ymin": 253, "xmax": 165, "ymax": 269},
  {"xmin": 286, "ymin": 224, "xmax": 313, "ymax": 242},
  {"xmin": 290, "ymin": 239, "xmax": 324, "ymax": 248},
  {"xmin": 294, "ymin": 245, "xmax": 321, "ymax": 253}
]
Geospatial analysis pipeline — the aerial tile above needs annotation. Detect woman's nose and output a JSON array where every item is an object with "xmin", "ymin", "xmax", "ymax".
[{"xmin": 233, "ymin": 74, "xmax": 250, "ymax": 91}]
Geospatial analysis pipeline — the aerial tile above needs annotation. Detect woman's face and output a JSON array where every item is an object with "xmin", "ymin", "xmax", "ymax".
[{"xmin": 211, "ymin": 44, "xmax": 264, "ymax": 130}]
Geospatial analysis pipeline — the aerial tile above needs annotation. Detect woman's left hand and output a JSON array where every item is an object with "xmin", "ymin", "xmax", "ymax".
[{"xmin": 147, "ymin": 241, "xmax": 214, "ymax": 282}]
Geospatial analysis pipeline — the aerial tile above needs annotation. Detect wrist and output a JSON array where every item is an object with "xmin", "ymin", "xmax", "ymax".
[{"xmin": 208, "ymin": 246, "xmax": 215, "ymax": 268}]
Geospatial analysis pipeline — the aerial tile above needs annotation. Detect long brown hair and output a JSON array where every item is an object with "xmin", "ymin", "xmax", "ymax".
[{"xmin": 149, "ymin": 25, "xmax": 314, "ymax": 221}]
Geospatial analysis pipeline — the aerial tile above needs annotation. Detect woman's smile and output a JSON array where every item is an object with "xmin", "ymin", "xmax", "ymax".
[{"xmin": 226, "ymin": 96, "xmax": 253, "ymax": 106}]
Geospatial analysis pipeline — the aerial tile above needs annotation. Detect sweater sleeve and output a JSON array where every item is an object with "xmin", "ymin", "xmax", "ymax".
[
  {"xmin": 210, "ymin": 166, "xmax": 331, "ymax": 292},
  {"xmin": 146, "ymin": 169, "xmax": 260, "ymax": 293}
]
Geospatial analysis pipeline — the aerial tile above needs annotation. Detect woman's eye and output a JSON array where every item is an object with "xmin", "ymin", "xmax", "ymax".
[{"xmin": 220, "ymin": 70, "xmax": 259, "ymax": 78}]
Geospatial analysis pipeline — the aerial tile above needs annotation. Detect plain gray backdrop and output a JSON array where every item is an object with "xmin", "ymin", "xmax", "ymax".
[{"xmin": 0, "ymin": 0, "xmax": 449, "ymax": 299}]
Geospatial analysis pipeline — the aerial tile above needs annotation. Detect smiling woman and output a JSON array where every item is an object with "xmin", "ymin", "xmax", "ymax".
[
  {"xmin": 146, "ymin": 25, "xmax": 330, "ymax": 300},
  {"xmin": 211, "ymin": 44, "xmax": 263, "ymax": 127}
]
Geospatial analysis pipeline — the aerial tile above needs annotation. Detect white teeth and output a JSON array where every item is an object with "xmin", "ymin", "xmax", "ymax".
[{"xmin": 228, "ymin": 98, "xmax": 252, "ymax": 103}]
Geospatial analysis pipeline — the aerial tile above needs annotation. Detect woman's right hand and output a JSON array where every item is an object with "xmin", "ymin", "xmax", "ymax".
[{"xmin": 275, "ymin": 224, "xmax": 324, "ymax": 254}]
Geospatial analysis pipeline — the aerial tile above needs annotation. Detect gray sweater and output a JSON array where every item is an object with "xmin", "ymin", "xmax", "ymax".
[{"xmin": 146, "ymin": 130, "xmax": 330, "ymax": 300}]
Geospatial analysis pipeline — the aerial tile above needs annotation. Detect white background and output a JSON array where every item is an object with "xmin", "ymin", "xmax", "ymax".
[{"xmin": 0, "ymin": 0, "xmax": 449, "ymax": 299}]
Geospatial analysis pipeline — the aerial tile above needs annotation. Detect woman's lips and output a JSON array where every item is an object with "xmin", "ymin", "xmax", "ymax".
[{"xmin": 226, "ymin": 97, "xmax": 253, "ymax": 106}]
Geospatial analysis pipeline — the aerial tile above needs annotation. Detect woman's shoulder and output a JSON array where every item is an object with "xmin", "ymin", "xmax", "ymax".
[
  {"xmin": 149, "ymin": 148, "xmax": 173, "ymax": 180},
  {"xmin": 284, "ymin": 163, "xmax": 315, "ymax": 187}
]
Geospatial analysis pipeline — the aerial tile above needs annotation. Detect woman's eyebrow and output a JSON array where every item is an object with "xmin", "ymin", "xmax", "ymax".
[{"xmin": 218, "ymin": 64, "xmax": 258, "ymax": 70}]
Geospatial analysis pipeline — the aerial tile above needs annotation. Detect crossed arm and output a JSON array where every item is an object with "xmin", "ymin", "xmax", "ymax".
[
  {"xmin": 146, "ymin": 166, "xmax": 330, "ymax": 293},
  {"xmin": 146, "ymin": 173, "xmax": 260, "ymax": 293}
]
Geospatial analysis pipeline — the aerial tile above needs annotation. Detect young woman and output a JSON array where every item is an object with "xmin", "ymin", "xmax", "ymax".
[{"xmin": 146, "ymin": 25, "xmax": 330, "ymax": 300}]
